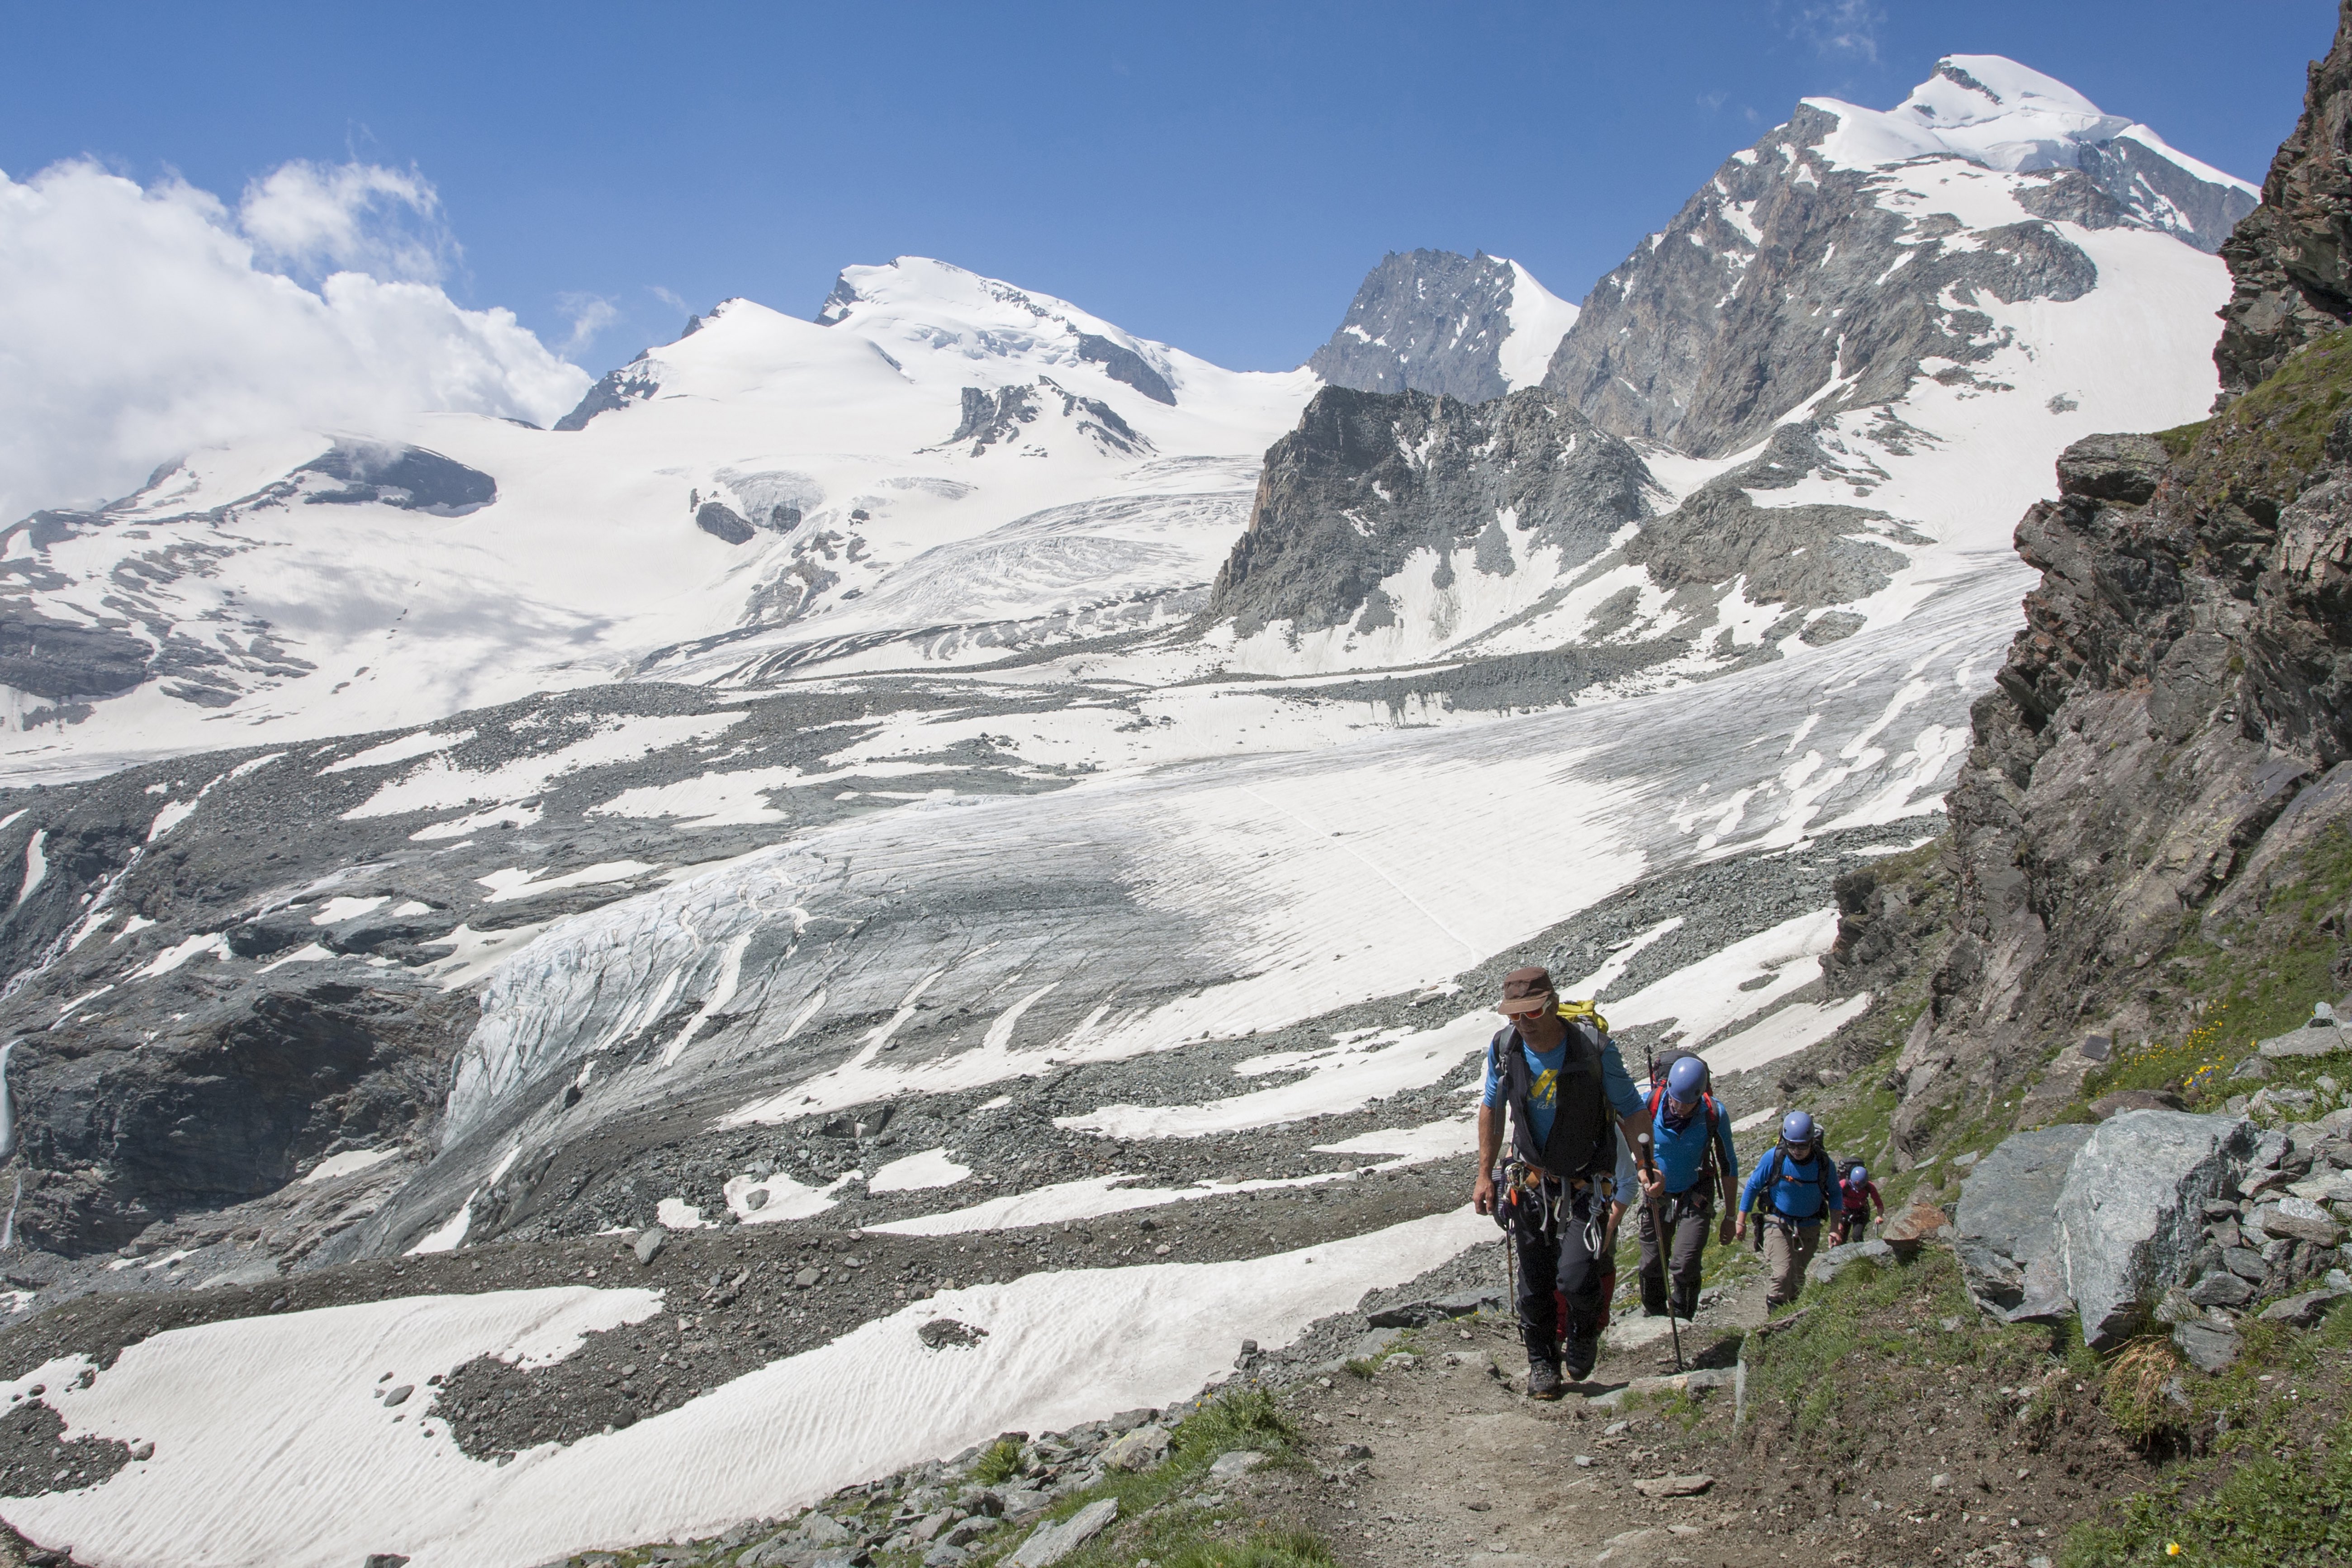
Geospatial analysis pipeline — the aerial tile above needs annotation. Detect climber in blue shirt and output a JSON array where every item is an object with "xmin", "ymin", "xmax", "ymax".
[
  {"xmin": 1736, "ymin": 1111, "xmax": 1845, "ymax": 1308},
  {"xmin": 1637, "ymin": 1053, "xmax": 1738, "ymax": 1321}
]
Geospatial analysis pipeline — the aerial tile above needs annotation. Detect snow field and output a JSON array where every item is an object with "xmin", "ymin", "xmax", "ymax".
[{"xmin": 9, "ymin": 1213, "xmax": 1487, "ymax": 1568}]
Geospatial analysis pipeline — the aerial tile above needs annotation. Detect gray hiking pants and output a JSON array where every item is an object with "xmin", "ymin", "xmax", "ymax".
[
  {"xmin": 1762, "ymin": 1218, "xmax": 1821, "ymax": 1307},
  {"xmin": 1637, "ymin": 1190, "xmax": 1712, "ymax": 1318},
  {"xmin": 1507, "ymin": 1181, "xmax": 1608, "ymax": 1363}
]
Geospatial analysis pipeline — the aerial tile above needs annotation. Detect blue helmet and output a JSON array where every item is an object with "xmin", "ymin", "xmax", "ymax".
[
  {"xmin": 1782, "ymin": 1110, "xmax": 1816, "ymax": 1147},
  {"xmin": 1665, "ymin": 1055, "xmax": 1707, "ymax": 1103},
  {"xmin": 1850, "ymin": 1165, "xmax": 1868, "ymax": 1185}
]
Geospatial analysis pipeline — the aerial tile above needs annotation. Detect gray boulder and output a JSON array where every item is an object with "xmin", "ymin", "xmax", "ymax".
[
  {"xmin": 1007, "ymin": 1498, "xmax": 1117, "ymax": 1568},
  {"xmin": 1954, "ymin": 1123, "xmax": 2095, "ymax": 1317},
  {"xmin": 2259, "ymin": 1018, "xmax": 2347, "ymax": 1060},
  {"xmin": 2054, "ymin": 1110, "xmax": 2261, "ymax": 1349},
  {"xmin": 1806, "ymin": 1236, "xmax": 1893, "ymax": 1286}
]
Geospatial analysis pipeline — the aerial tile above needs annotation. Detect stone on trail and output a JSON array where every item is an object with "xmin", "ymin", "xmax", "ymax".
[
  {"xmin": 1209, "ymin": 1449, "xmax": 1265, "ymax": 1480},
  {"xmin": 1955, "ymin": 1123, "xmax": 2096, "ymax": 1317},
  {"xmin": 1631, "ymin": 1473, "xmax": 1713, "ymax": 1497},
  {"xmin": 2054, "ymin": 1110, "xmax": 2261, "ymax": 1349},
  {"xmin": 633, "ymin": 1226, "xmax": 669, "ymax": 1266},
  {"xmin": 2259, "ymin": 1018, "xmax": 2347, "ymax": 1060},
  {"xmin": 1880, "ymin": 1200, "xmax": 1951, "ymax": 1257},
  {"xmin": 1008, "ymin": 1497, "xmax": 1117, "ymax": 1568},
  {"xmin": 2187, "ymin": 1271, "xmax": 2256, "ymax": 1308}
]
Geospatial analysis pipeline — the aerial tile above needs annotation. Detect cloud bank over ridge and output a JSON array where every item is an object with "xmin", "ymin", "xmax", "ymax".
[{"xmin": 0, "ymin": 158, "xmax": 588, "ymax": 523}]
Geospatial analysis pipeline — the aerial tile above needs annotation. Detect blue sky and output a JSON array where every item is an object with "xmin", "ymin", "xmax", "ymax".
[{"xmin": 0, "ymin": 1, "xmax": 2336, "ymax": 372}]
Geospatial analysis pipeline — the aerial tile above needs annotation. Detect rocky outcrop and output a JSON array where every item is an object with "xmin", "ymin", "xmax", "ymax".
[
  {"xmin": 1624, "ymin": 422, "xmax": 1928, "ymax": 621},
  {"xmin": 2215, "ymin": 0, "xmax": 2352, "ymax": 398},
  {"xmin": 1954, "ymin": 1123, "xmax": 2094, "ymax": 1322},
  {"xmin": 0, "ymin": 611, "xmax": 151, "ymax": 702},
  {"xmin": 292, "ymin": 443, "xmax": 496, "ymax": 514},
  {"xmin": 2054, "ymin": 1110, "xmax": 2260, "ymax": 1348},
  {"xmin": 1307, "ymin": 251, "xmax": 1523, "ymax": 404},
  {"xmin": 1205, "ymin": 385, "xmax": 1654, "ymax": 640},
  {"xmin": 555, "ymin": 355, "xmax": 662, "ymax": 431},
  {"xmin": 1542, "ymin": 79, "xmax": 2244, "ymax": 459}
]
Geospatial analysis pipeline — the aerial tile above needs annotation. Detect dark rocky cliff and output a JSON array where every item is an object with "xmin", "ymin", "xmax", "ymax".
[
  {"xmin": 1205, "ymin": 385, "xmax": 1654, "ymax": 640},
  {"xmin": 1881, "ymin": 9, "xmax": 2352, "ymax": 1158},
  {"xmin": 1305, "ymin": 250, "xmax": 1524, "ymax": 404},
  {"xmin": 2216, "ymin": 0, "xmax": 2352, "ymax": 400}
]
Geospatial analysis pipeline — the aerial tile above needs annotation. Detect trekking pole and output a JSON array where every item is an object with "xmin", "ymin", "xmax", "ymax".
[{"xmin": 1637, "ymin": 1133, "xmax": 1685, "ymax": 1373}]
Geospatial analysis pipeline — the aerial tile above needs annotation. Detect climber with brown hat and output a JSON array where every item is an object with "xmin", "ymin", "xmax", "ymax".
[{"xmin": 1471, "ymin": 966, "xmax": 1655, "ymax": 1397}]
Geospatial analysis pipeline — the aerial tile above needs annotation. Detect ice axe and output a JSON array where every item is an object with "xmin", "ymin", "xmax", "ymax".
[{"xmin": 1636, "ymin": 1131, "xmax": 1685, "ymax": 1373}]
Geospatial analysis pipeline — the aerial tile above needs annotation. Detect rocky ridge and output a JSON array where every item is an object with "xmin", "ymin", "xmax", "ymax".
[{"xmin": 1541, "ymin": 59, "xmax": 2254, "ymax": 459}]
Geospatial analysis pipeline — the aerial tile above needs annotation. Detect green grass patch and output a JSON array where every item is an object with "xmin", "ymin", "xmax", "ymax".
[
  {"xmin": 2177, "ymin": 324, "xmax": 2352, "ymax": 511},
  {"xmin": 991, "ymin": 1388, "xmax": 1323, "ymax": 1568},
  {"xmin": 1738, "ymin": 1248, "xmax": 2068, "ymax": 1454},
  {"xmin": 972, "ymin": 1436, "xmax": 1024, "ymax": 1486},
  {"xmin": 2153, "ymin": 420, "xmax": 2208, "ymax": 460},
  {"xmin": 2059, "ymin": 1412, "xmax": 2352, "ymax": 1567}
]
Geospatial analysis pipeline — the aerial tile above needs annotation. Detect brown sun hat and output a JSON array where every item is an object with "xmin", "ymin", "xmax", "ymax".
[{"xmin": 1495, "ymin": 966, "xmax": 1556, "ymax": 1016}]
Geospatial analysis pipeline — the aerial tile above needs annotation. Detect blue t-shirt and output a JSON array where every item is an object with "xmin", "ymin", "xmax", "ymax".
[
  {"xmin": 1480, "ymin": 1029, "xmax": 1645, "ymax": 1148},
  {"xmin": 1740, "ymin": 1147, "xmax": 1846, "ymax": 1220},
  {"xmin": 1650, "ymin": 1099, "xmax": 1737, "ymax": 1197}
]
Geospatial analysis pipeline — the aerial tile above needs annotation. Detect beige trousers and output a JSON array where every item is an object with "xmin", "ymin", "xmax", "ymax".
[{"xmin": 1763, "ymin": 1220, "xmax": 1821, "ymax": 1307}]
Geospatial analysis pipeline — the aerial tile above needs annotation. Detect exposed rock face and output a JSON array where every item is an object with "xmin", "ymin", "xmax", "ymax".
[
  {"xmin": 0, "ymin": 611, "xmax": 151, "ymax": 701},
  {"xmin": 1076, "ymin": 334, "xmax": 1175, "ymax": 405},
  {"xmin": 2216, "ymin": 0, "xmax": 2352, "ymax": 399},
  {"xmin": 1623, "ymin": 422, "xmax": 1927, "ymax": 621},
  {"xmin": 555, "ymin": 355, "xmax": 663, "ymax": 431},
  {"xmin": 1891, "ymin": 11, "xmax": 2352, "ymax": 1156},
  {"xmin": 1542, "ymin": 62, "xmax": 2252, "ymax": 459},
  {"xmin": 1205, "ymin": 385, "xmax": 1654, "ymax": 640},
  {"xmin": 293, "ymin": 443, "xmax": 496, "ymax": 514},
  {"xmin": 1307, "ymin": 251, "xmax": 1521, "ymax": 404},
  {"xmin": 949, "ymin": 382, "xmax": 1148, "ymax": 458},
  {"xmin": 1543, "ymin": 107, "xmax": 2102, "ymax": 458}
]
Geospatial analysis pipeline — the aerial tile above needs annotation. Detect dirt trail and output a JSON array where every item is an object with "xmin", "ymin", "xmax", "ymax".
[{"xmin": 1192, "ymin": 1257, "xmax": 2137, "ymax": 1568}]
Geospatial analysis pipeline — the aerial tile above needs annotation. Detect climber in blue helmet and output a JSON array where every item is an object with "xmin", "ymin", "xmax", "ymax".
[
  {"xmin": 1736, "ymin": 1109, "xmax": 1844, "ymax": 1308},
  {"xmin": 1636, "ymin": 1052, "xmax": 1737, "ymax": 1321}
]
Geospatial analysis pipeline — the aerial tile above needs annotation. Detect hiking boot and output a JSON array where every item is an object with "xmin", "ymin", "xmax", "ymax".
[
  {"xmin": 1526, "ymin": 1360, "xmax": 1565, "ymax": 1401},
  {"xmin": 1561, "ymin": 1324, "xmax": 1598, "ymax": 1382}
]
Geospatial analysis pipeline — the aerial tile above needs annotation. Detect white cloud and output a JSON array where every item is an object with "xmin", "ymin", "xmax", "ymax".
[
  {"xmin": 238, "ymin": 160, "xmax": 451, "ymax": 283},
  {"xmin": 557, "ymin": 291, "xmax": 621, "ymax": 353},
  {"xmin": 1786, "ymin": 0, "xmax": 1882, "ymax": 62},
  {"xmin": 0, "ymin": 159, "xmax": 589, "ymax": 522}
]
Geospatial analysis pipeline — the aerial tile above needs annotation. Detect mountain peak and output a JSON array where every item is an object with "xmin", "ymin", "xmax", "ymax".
[
  {"xmin": 1804, "ymin": 53, "xmax": 2257, "ymax": 199},
  {"xmin": 1307, "ymin": 249, "xmax": 1577, "ymax": 404}
]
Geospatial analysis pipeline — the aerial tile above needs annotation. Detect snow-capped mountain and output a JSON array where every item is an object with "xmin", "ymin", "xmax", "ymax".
[
  {"xmin": 0, "ymin": 50, "xmax": 2284, "ymax": 1568},
  {"xmin": 1207, "ymin": 55, "xmax": 2252, "ymax": 680},
  {"xmin": 0, "ymin": 258, "xmax": 1317, "ymax": 777},
  {"xmin": 1305, "ymin": 248, "xmax": 1579, "ymax": 403}
]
